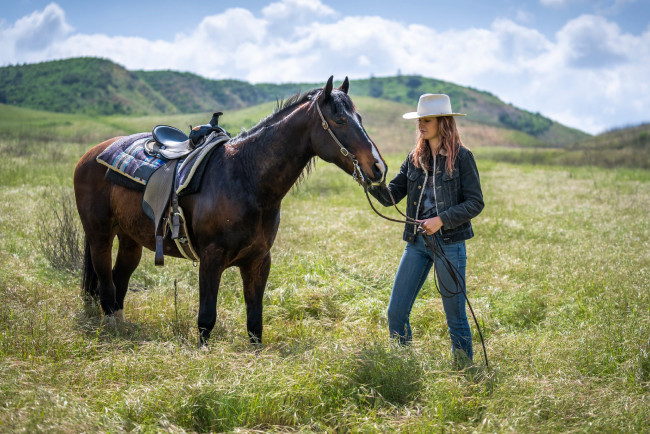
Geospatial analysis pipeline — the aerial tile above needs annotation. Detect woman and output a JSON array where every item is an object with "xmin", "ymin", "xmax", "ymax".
[{"xmin": 370, "ymin": 93, "xmax": 484, "ymax": 363}]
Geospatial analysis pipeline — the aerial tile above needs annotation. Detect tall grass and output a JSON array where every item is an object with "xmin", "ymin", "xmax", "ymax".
[{"xmin": 0, "ymin": 142, "xmax": 648, "ymax": 431}]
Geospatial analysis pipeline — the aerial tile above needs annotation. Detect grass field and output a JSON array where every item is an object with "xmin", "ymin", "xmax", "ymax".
[{"xmin": 0, "ymin": 110, "xmax": 649, "ymax": 432}]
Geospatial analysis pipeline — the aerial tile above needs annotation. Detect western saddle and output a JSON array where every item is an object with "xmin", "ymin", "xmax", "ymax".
[
  {"xmin": 145, "ymin": 111, "xmax": 225, "ymax": 160},
  {"xmin": 142, "ymin": 112, "xmax": 229, "ymax": 265}
]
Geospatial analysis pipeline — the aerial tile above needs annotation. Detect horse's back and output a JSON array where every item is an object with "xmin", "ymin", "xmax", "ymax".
[{"xmin": 74, "ymin": 137, "xmax": 121, "ymax": 186}]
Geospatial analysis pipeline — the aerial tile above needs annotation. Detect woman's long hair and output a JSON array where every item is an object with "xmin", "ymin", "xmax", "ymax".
[{"xmin": 411, "ymin": 116, "xmax": 465, "ymax": 174}]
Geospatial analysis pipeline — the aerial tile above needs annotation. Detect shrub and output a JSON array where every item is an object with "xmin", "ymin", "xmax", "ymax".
[
  {"xmin": 36, "ymin": 189, "xmax": 84, "ymax": 274},
  {"xmin": 498, "ymin": 110, "xmax": 552, "ymax": 137}
]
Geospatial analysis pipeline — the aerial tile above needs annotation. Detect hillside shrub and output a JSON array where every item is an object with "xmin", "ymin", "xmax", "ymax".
[
  {"xmin": 405, "ymin": 76, "xmax": 423, "ymax": 88},
  {"xmin": 498, "ymin": 110, "xmax": 552, "ymax": 137}
]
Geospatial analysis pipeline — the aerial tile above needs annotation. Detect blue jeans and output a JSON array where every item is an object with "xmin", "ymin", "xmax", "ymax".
[{"xmin": 387, "ymin": 234, "xmax": 473, "ymax": 360}]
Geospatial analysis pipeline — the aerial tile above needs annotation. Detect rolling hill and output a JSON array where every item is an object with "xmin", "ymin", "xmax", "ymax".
[
  {"xmin": 0, "ymin": 58, "xmax": 176, "ymax": 115},
  {"xmin": 1, "ymin": 57, "xmax": 588, "ymax": 147}
]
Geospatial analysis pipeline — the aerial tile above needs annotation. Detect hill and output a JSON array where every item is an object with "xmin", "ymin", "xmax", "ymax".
[
  {"xmin": 0, "ymin": 58, "xmax": 176, "ymax": 115},
  {"xmin": 1, "ymin": 57, "xmax": 587, "ymax": 147},
  {"xmin": 131, "ymin": 70, "xmax": 302, "ymax": 114},
  {"xmin": 571, "ymin": 122, "xmax": 650, "ymax": 150},
  {"xmin": 565, "ymin": 122, "xmax": 650, "ymax": 168},
  {"xmin": 474, "ymin": 122, "xmax": 650, "ymax": 169}
]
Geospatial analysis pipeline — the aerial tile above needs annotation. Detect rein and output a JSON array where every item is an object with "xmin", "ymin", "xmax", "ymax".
[{"xmin": 315, "ymin": 96, "xmax": 489, "ymax": 367}]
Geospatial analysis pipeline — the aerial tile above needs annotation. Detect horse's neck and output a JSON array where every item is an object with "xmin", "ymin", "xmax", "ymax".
[{"xmin": 233, "ymin": 105, "xmax": 315, "ymax": 205}]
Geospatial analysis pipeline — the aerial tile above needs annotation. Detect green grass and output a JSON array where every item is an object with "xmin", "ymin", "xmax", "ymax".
[
  {"xmin": 1, "ymin": 124, "xmax": 649, "ymax": 432},
  {"xmin": 474, "ymin": 145, "xmax": 650, "ymax": 169}
]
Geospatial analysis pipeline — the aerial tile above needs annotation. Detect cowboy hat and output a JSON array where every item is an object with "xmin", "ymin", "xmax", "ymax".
[{"xmin": 402, "ymin": 94, "xmax": 466, "ymax": 119}]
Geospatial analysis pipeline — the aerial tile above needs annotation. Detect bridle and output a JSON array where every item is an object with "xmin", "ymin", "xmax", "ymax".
[
  {"xmin": 315, "ymin": 94, "xmax": 489, "ymax": 368},
  {"xmin": 315, "ymin": 95, "xmax": 367, "ymax": 187}
]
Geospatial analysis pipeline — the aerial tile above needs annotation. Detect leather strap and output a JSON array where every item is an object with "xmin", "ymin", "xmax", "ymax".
[{"xmin": 142, "ymin": 159, "xmax": 179, "ymax": 266}]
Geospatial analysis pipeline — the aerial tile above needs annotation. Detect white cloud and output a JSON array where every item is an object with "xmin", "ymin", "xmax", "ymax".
[
  {"xmin": 0, "ymin": 2, "xmax": 72, "ymax": 63},
  {"xmin": 556, "ymin": 14, "xmax": 630, "ymax": 68},
  {"xmin": 14, "ymin": 2, "xmax": 72, "ymax": 50},
  {"xmin": 1, "ymin": 2, "xmax": 648, "ymax": 134},
  {"xmin": 492, "ymin": 19, "xmax": 552, "ymax": 63},
  {"xmin": 185, "ymin": 8, "xmax": 268, "ymax": 47},
  {"xmin": 50, "ymin": 33, "xmax": 178, "ymax": 70},
  {"xmin": 262, "ymin": 0, "xmax": 335, "ymax": 21},
  {"xmin": 262, "ymin": 0, "xmax": 337, "ymax": 39},
  {"xmin": 482, "ymin": 15, "xmax": 650, "ymax": 133}
]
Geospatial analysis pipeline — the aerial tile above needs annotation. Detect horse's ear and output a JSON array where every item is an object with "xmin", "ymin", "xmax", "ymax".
[
  {"xmin": 321, "ymin": 76, "xmax": 334, "ymax": 102},
  {"xmin": 339, "ymin": 77, "xmax": 349, "ymax": 94}
]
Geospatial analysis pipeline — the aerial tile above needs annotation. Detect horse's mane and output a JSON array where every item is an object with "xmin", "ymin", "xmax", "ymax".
[
  {"xmin": 228, "ymin": 88, "xmax": 321, "ymax": 187},
  {"xmin": 233, "ymin": 89, "xmax": 320, "ymax": 141}
]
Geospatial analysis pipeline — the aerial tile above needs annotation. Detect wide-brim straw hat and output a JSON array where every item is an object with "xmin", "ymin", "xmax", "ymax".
[{"xmin": 403, "ymin": 94, "xmax": 466, "ymax": 119}]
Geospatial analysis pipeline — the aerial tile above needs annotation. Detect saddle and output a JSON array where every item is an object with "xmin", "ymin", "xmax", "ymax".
[
  {"xmin": 142, "ymin": 112, "xmax": 229, "ymax": 265},
  {"xmin": 144, "ymin": 112, "xmax": 225, "ymax": 160}
]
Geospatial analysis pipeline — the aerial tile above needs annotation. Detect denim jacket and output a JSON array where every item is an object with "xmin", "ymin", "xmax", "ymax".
[{"xmin": 370, "ymin": 146, "xmax": 484, "ymax": 243}]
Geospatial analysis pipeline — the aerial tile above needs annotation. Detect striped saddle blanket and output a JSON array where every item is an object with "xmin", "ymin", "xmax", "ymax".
[{"xmin": 96, "ymin": 131, "xmax": 229, "ymax": 196}]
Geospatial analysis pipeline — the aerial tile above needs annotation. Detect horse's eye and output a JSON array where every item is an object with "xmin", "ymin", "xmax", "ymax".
[{"xmin": 335, "ymin": 117, "xmax": 347, "ymax": 125}]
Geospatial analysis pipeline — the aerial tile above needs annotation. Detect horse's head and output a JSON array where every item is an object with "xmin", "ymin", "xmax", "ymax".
[{"xmin": 310, "ymin": 76, "xmax": 387, "ymax": 187}]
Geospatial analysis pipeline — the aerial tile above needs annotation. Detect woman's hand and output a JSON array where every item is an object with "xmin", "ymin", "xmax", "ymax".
[{"xmin": 418, "ymin": 216, "xmax": 443, "ymax": 235}]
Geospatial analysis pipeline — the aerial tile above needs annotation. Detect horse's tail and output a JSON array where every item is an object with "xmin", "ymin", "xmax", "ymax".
[{"xmin": 81, "ymin": 237, "xmax": 98, "ymax": 301}]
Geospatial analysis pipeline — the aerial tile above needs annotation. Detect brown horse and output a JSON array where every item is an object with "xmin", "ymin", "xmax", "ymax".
[{"xmin": 74, "ymin": 76, "xmax": 387, "ymax": 344}]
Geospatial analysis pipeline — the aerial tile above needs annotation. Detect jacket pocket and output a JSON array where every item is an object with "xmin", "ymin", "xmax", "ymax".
[
  {"xmin": 442, "ymin": 170, "xmax": 459, "ymax": 196},
  {"xmin": 442, "ymin": 170, "xmax": 458, "ymax": 182}
]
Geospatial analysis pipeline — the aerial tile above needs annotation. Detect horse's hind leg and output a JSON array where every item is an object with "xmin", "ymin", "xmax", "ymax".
[
  {"xmin": 198, "ymin": 244, "xmax": 226, "ymax": 345},
  {"xmin": 112, "ymin": 233, "xmax": 143, "ymax": 321},
  {"xmin": 77, "ymin": 198, "xmax": 120, "ymax": 317},
  {"xmin": 87, "ymin": 234, "xmax": 120, "ymax": 317},
  {"xmin": 240, "ymin": 252, "xmax": 271, "ymax": 345}
]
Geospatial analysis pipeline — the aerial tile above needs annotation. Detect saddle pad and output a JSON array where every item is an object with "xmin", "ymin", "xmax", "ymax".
[
  {"xmin": 96, "ymin": 131, "xmax": 230, "ymax": 195},
  {"xmin": 96, "ymin": 133, "xmax": 165, "ymax": 185}
]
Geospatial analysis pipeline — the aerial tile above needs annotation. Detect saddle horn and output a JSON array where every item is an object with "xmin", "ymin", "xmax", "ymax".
[{"xmin": 189, "ymin": 111, "xmax": 228, "ymax": 146}]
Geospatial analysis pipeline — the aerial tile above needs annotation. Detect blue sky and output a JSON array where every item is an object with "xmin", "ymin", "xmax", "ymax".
[{"xmin": 1, "ymin": 0, "xmax": 649, "ymax": 134}]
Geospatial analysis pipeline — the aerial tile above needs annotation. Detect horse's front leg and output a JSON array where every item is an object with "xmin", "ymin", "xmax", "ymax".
[
  {"xmin": 197, "ymin": 244, "xmax": 225, "ymax": 346},
  {"xmin": 240, "ymin": 252, "xmax": 271, "ymax": 345}
]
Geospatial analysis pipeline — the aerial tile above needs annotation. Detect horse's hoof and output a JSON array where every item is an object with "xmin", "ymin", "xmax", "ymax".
[{"xmin": 114, "ymin": 309, "xmax": 124, "ymax": 323}]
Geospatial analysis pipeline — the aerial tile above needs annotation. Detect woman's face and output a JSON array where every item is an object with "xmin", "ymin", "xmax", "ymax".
[{"xmin": 418, "ymin": 116, "xmax": 439, "ymax": 141}]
